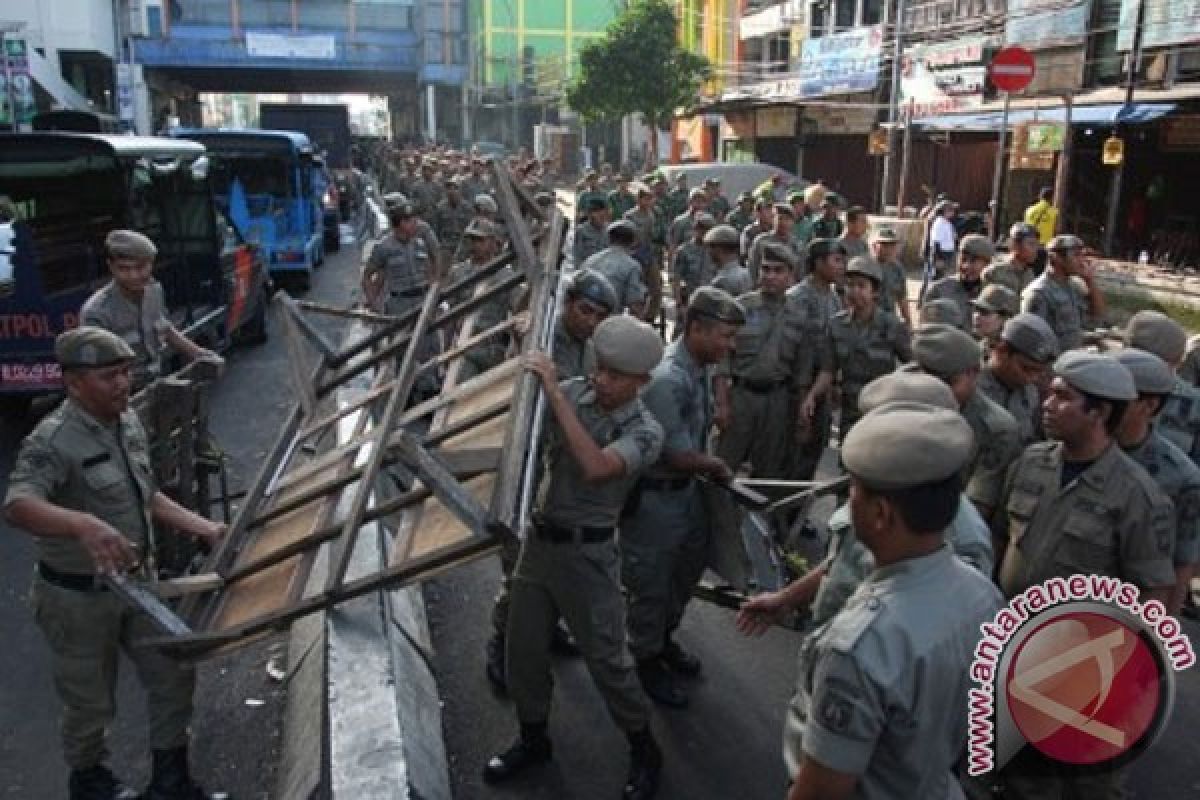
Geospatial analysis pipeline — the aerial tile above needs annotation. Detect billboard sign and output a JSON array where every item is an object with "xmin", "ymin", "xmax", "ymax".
[{"xmin": 798, "ymin": 25, "xmax": 884, "ymax": 98}]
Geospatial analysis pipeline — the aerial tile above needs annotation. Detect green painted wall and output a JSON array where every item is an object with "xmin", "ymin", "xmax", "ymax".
[{"xmin": 470, "ymin": 0, "xmax": 622, "ymax": 87}]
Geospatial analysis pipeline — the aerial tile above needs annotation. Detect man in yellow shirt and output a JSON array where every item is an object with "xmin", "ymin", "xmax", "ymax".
[{"xmin": 1023, "ymin": 187, "xmax": 1058, "ymax": 244}]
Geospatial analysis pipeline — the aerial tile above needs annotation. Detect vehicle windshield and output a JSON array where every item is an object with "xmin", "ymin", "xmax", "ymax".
[{"xmin": 207, "ymin": 155, "xmax": 294, "ymax": 200}]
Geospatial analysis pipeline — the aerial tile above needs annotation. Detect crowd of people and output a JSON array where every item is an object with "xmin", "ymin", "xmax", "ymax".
[{"xmin": 6, "ymin": 138, "xmax": 1200, "ymax": 800}]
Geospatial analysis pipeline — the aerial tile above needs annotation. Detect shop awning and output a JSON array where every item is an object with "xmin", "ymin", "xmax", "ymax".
[{"xmin": 914, "ymin": 102, "xmax": 1176, "ymax": 131}]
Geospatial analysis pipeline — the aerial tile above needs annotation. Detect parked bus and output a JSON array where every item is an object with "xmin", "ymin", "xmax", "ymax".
[
  {"xmin": 0, "ymin": 133, "xmax": 270, "ymax": 416},
  {"xmin": 172, "ymin": 128, "xmax": 325, "ymax": 290}
]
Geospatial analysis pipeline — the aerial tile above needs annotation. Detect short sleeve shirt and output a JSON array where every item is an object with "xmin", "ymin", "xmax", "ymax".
[
  {"xmin": 961, "ymin": 388, "xmax": 1022, "ymax": 512},
  {"xmin": 581, "ymin": 247, "xmax": 647, "ymax": 312},
  {"xmin": 80, "ymin": 280, "xmax": 171, "ymax": 387},
  {"xmin": 923, "ymin": 277, "xmax": 978, "ymax": 332},
  {"xmin": 552, "ymin": 316, "xmax": 596, "ymax": 381},
  {"xmin": 1124, "ymin": 431, "xmax": 1200, "ymax": 566},
  {"xmin": 1022, "ymin": 271, "xmax": 1086, "ymax": 351},
  {"xmin": 640, "ymin": 340, "xmax": 712, "ymax": 466},
  {"xmin": 977, "ymin": 366, "xmax": 1040, "ymax": 446},
  {"xmin": 878, "ymin": 260, "xmax": 908, "ymax": 316}
]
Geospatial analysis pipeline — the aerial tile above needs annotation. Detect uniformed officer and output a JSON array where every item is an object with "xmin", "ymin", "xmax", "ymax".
[
  {"xmin": 811, "ymin": 194, "xmax": 845, "ymax": 240},
  {"xmin": 608, "ymin": 173, "xmax": 638, "ymax": 221},
  {"xmin": 382, "ymin": 192, "xmax": 444, "ymax": 275},
  {"xmin": 446, "ymin": 221, "xmax": 516, "ymax": 381},
  {"xmin": 621, "ymin": 288, "xmax": 744, "ymax": 708},
  {"xmin": 870, "ymin": 226, "xmax": 912, "ymax": 327},
  {"xmin": 484, "ymin": 316, "xmax": 665, "ymax": 800},
  {"xmin": 769, "ymin": 403, "xmax": 1003, "ymax": 799},
  {"xmin": 726, "ymin": 191, "xmax": 756, "ymax": 232},
  {"xmin": 409, "ymin": 160, "xmax": 443, "ymax": 215},
  {"xmin": 978, "ymin": 312, "xmax": 1058, "ymax": 447},
  {"xmin": 573, "ymin": 196, "xmax": 612, "ymax": 267},
  {"xmin": 671, "ymin": 212, "xmax": 716, "ymax": 322},
  {"xmin": 704, "ymin": 176, "xmax": 731, "ymax": 221},
  {"xmin": 995, "ymin": 351, "xmax": 1175, "ymax": 800},
  {"xmin": 740, "ymin": 198, "xmax": 775, "ymax": 260},
  {"xmin": 705, "ymin": 224, "xmax": 753, "ymax": 297},
  {"xmin": 624, "ymin": 183, "xmax": 667, "ymax": 327},
  {"xmin": 912, "ymin": 324, "xmax": 1022, "ymax": 518},
  {"xmin": 485, "ymin": 269, "xmax": 618, "ymax": 689},
  {"xmin": 970, "ymin": 283, "xmax": 1019, "ymax": 351},
  {"xmin": 1114, "ymin": 348, "xmax": 1200, "ymax": 616},
  {"xmin": 667, "ymin": 187, "xmax": 710, "ymax": 267},
  {"xmin": 81, "ymin": 230, "xmax": 222, "ymax": 392},
  {"xmin": 575, "ymin": 169, "xmax": 606, "ymax": 223},
  {"xmin": 803, "ymin": 257, "xmax": 912, "ymax": 438},
  {"xmin": 459, "ymin": 158, "xmax": 491, "ymax": 205},
  {"xmin": 786, "ymin": 239, "xmax": 846, "ymax": 481},
  {"xmin": 922, "ymin": 233, "xmax": 993, "ymax": 331},
  {"xmin": 580, "ymin": 220, "xmax": 648, "ymax": 318},
  {"xmin": 1181, "ymin": 333, "xmax": 1200, "ymax": 385},
  {"xmin": 4, "ymin": 327, "xmax": 225, "ymax": 800},
  {"xmin": 789, "ymin": 189, "xmax": 817, "ymax": 250},
  {"xmin": 432, "ymin": 177, "xmax": 473, "ymax": 266},
  {"xmin": 918, "ymin": 297, "xmax": 965, "ymax": 329},
  {"xmin": 837, "ymin": 205, "xmax": 870, "ymax": 260},
  {"xmin": 717, "ymin": 243, "xmax": 796, "ymax": 477},
  {"xmin": 664, "ymin": 172, "xmax": 690, "ymax": 223},
  {"xmin": 737, "ymin": 372, "xmax": 995, "ymax": 636},
  {"xmin": 1021, "ymin": 233, "xmax": 1104, "ymax": 352},
  {"xmin": 983, "ymin": 222, "xmax": 1040, "ymax": 295},
  {"xmin": 1124, "ymin": 310, "xmax": 1200, "ymax": 463},
  {"xmin": 748, "ymin": 203, "xmax": 801, "ymax": 283}
]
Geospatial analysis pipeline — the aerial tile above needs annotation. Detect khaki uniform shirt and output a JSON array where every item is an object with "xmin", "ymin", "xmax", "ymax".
[
  {"xmin": 668, "ymin": 211, "xmax": 703, "ymax": 251},
  {"xmin": 838, "ymin": 235, "xmax": 869, "ymax": 260},
  {"xmin": 572, "ymin": 221, "xmax": 608, "ymax": 267},
  {"xmin": 825, "ymin": 308, "xmax": 912, "ymax": 412},
  {"xmin": 983, "ymin": 257, "xmax": 1034, "ymax": 296},
  {"xmin": 1124, "ymin": 431, "xmax": 1200, "ymax": 566},
  {"xmin": 552, "ymin": 316, "xmax": 595, "ymax": 381},
  {"xmin": 367, "ymin": 233, "xmax": 432, "ymax": 311},
  {"xmin": 785, "ymin": 278, "xmax": 843, "ymax": 390},
  {"xmin": 1156, "ymin": 378, "xmax": 1200, "ymax": 464},
  {"xmin": 740, "ymin": 221, "xmax": 767, "ymax": 260},
  {"xmin": 623, "ymin": 207, "xmax": 665, "ymax": 267},
  {"xmin": 878, "ymin": 259, "xmax": 908, "ymax": 317},
  {"xmin": 726, "ymin": 207, "xmax": 755, "ymax": 233},
  {"xmin": 460, "ymin": 176, "xmax": 490, "ymax": 203},
  {"xmin": 409, "ymin": 177, "xmax": 443, "ymax": 215},
  {"xmin": 727, "ymin": 292, "xmax": 791, "ymax": 385},
  {"xmin": 923, "ymin": 276, "xmax": 979, "ymax": 332},
  {"xmin": 537, "ymin": 379, "xmax": 662, "ymax": 529},
  {"xmin": 80, "ymin": 281, "xmax": 171, "ymax": 388},
  {"xmin": 710, "ymin": 259, "xmax": 753, "ymax": 298},
  {"xmin": 708, "ymin": 193, "xmax": 731, "ymax": 221},
  {"xmin": 961, "ymin": 387, "xmax": 1022, "ymax": 512},
  {"xmin": 977, "ymin": 366, "xmax": 1040, "ymax": 446},
  {"xmin": 607, "ymin": 189, "xmax": 637, "ymax": 221},
  {"xmin": 447, "ymin": 258, "xmax": 517, "ymax": 370},
  {"xmin": 433, "ymin": 199, "xmax": 473, "ymax": 253},
  {"xmin": 641, "ymin": 340, "xmax": 712, "ymax": 476},
  {"xmin": 581, "ymin": 247, "xmax": 647, "ymax": 312},
  {"xmin": 673, "ymin": 240, "xmax": 714, "ymax": 291},
  {"xmin": 997, "ymin": 442, "xmax": 1176, "ymax": 596},
  {"xmin": 784, "ymin": 546, "xmax": 1002, "ymax": 796},
  {"xmin": 6, "ymin": 400, "xmax": 155, "ymax": 574},
  {"xmin": 748, "ymin": 230, "xmax": 804, "ymax": 282},
  {"xmin": 1022, "ymin": 271, "xmax": 1086, "ymax": 351},
  {"xmin": 664, "ymin": 188, "xmax": 689, "ymax": 222}
]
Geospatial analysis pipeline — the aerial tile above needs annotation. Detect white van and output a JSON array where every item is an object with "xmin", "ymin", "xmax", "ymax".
[{"xmin": 656, "ymin": 162, "xmax": 808, "ymax": 202}]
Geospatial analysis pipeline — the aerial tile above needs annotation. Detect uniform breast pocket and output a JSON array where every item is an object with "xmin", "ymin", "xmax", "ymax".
[
  {"xmin": 1056, "ymin": 513, "xmax": 1115, "ymax": 573},
  {"xmin": 1006, "ymin": 492, "xmax": 1040, "ymax": 546},
  {"xmin": 84, "ymin": 463, "xmax": 127, "ymax": 504},
  {"xmin": 735, "ymin": 327, "xmax": 762, "ymax": 357}
]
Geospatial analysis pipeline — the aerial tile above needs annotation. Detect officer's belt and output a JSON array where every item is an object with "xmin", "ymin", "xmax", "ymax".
[
  {"xmin": 390, "ymin": 287, "xmax": 425, "ymax": 298},
  {"xmin": 639, "ymin": 475, "xmax": 693, "ymax": 492},
  {"xmin": 533, "ymin": 518, "xmax": 614, "ymax": 544},
  {"xmin": 732, "ymin": 376, "xmax": 789, "ymax": 394},
  {"xmin": 37, "ymin": 561, "xmax": 111, "ymax": 592}
]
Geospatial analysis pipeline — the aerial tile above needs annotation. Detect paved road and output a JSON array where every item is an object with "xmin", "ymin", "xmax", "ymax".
[{"xmin": 0, "ymin": 244, "xmax": 360, "ymax": 799}]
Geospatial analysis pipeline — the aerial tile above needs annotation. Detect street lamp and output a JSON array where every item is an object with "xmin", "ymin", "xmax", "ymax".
[{"xmin": 0, "ymin": 20, "xmax": 28, "ymax": 133}]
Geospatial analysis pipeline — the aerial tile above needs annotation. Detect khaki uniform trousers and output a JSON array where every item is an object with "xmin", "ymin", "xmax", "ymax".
[
  {"xmin": 717, "ymin": 384, "xmax": 792, "ymax": 477},
  {"xmin": 505, "ymin": 533, "xmax": 649, "ymax": 732},
  {"xmin": 998, "ymin": 744, "xmax": 1127, "ymax": 800},
  {"xmin": 620, "ymin": 483, "xmax": 707, "ymax": 661},
  {"xmin": 790, "ymin": 391, "xmax": 832, "ymax": 481},
  {"xmin": 31, "ymin": 575, "xmax": 195, "ymax": 769}
]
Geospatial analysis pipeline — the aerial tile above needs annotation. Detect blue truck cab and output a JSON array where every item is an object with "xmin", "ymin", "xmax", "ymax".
[{"xmin": 172, "ymin": 129, "xmax": 324, "ymax": 291}]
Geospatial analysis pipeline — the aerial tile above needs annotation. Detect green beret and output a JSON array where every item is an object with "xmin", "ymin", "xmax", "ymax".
[
  {"xmin": 1114, "ymin": 349, "xmax": 1176, "ymax": 395},
  {"xmin": 688, "ymin": 286, "xmax": 746, "ymax": 325},
  {"xmin": 1048, "ymin": 234, "xmax": 1085, "ymax": 252},
  {"xmin": 913, "ymin": 323, "xmax": 981, "ymax": 377},
  {"xmin": 1054, "ymin": 351, "xmax": 1137, "ymax": 401},
  {"xmin": 843, "ymin": 402, "xmax": 974, "ymax": 490},
  {"xmin": 760, "ymin": 242, "xmax": 797, "ymax": 269},
  {"xmin": 1125, "ymin": 310, "xmax": 1188, "ymax": 365},
  {"xmin": 1001, "ymin": 313, "xmax": 1059, "ymax": 363},
  {"xmin": 388, "ymin": 202, "xmax": 417, "ymax": 221},
  {"xmin": 607, "ymin": 220, "xmax": 636, "ymax": 239},
  {"xmin": 920, "ymin": 298, "xmax": 965, "ymax": 328},
  {"xmin": 55, "ymin": 326, "xmax": 136, "ymax": 369},
  {"xmin": 846, "ymin": 256, "xmax": 883, "ymax": 285},
  {"xmin": 105, "ymin": 229, "xmax": 157, "ymax": 261},
  {"xmin": 592, "ymin": 315, "xmax": 663, "ymax": 375},
  {"xmin": 806, "ymin": 238, "xmax": 846, "ymax": 261},
  {"xmin": 702, "ymin": 224, "xmax": 740, "ymax": 247},
  {"xmin": 859, "ymin": 372, "xmax": 957, "ymax": 414},
  {"xmin": 569, "ymin": 269, "xmax": 618, "ymax": 312},
  {"xmin": 959, "ymin": 233, "xmax": 994, "ymax": 260},
  {"xmin": 972, "ymin": 284, "xmax": 1019, "ymax": 317}
]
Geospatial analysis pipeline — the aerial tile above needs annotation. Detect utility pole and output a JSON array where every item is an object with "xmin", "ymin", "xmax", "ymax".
[
  {"xmin": 1103, "ymin": 0, "xmax": 1146, "ymax": 256},
  {"xmin": 1052, "ymin": 92, "xmax": 1073, "ymax": 235},
  {"xmin": 879, "ymin": 0, "xmax": 907, "ymax": 213}
]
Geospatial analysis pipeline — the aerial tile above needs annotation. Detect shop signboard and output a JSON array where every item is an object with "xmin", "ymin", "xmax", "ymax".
[
  {"xmin": 0, "ymin": 37, "xmax": 35, "ymax": 128},
  {"xmin": 1006, "ymin": 0, "xmax": 1092, "ymax": 49},
  {"xmin": 1118, "ymin": 0, "xmax": 1200, "ymax": 50},
  {"xmin": 900, "ymin": 37, "xmax": 991, "ymax": 117},
  {"xmin": 798, "ymin": 25, "xmax": 884, "ymax": 98}
]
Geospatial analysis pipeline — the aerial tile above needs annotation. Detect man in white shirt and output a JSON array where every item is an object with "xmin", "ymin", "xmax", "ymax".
[{"xmin": 920, "ymin": 200, "xmax": 958, "ymax": 304}]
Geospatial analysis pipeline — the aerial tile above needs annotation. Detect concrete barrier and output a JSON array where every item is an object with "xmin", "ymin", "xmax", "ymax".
[{"xmin": 275, "ymin": 327, "xmax": 451, "ymax": 800}]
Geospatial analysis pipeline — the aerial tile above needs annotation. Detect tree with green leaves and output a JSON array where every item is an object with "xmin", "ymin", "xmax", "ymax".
[{"xmin": 566, "ymin": 0, "xmax": 711, "ymax": 161}]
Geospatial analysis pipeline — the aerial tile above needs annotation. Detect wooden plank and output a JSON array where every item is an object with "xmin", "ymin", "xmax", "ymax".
[
  {"xmin": 104, "ymin": 573, "xmax": 193, "ymax": 636},
  {"xmin": 489, "ymin": 163, "xmax": 541, "ymax": 281},
  {"xmin": 277, "ymin": 291, "xmax": 339, "ymax": 360},
  {"xmin": 295, "ymin": 381, "xmax": 396, "ymax": 442},
  {"xmin": 154, "ymin": 573, "xmax": 224, "ymax": 599},
  {"xmin": 421, "ymin": 315, "xmax": 521, "ymax": 373},
  {"xmin": 279, "ymin": 297, "xmax": 317, "ymax": 418},
  {"xmin": 392, "ymin": 434, "xmax": 488, "ymax": 533}
]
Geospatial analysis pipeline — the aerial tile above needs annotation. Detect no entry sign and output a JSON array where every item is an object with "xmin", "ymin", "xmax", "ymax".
[{"xmin": 989, "ymin": 46, "xmax": 1036, "ymax": 93}]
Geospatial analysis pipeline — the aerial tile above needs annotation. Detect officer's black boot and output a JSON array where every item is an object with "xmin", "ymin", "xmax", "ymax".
[
  {"xmin": 661, "ymin": 638, "xmax": 702, "ymax": 677},
  {"xmin": 636, "ymin": 658, "xmax": 688, "ymax": 708},
  {"xmin": 142, "ymin": 747, "xmax": 209, "ymax": 800},
  {"xmin": 485, "ymin": 634, "xmax": 508, "ymax": 693},
  {"xmin": 482, "ymin": 722, "xmax": 553, "ymax": 783},
  {"xmin": 623, "ymin": 727, "xmax": 662, "ymax": 800},
  {"xmin": 68, "ymin": 765, "xmax": 138, "ymax": 800}
]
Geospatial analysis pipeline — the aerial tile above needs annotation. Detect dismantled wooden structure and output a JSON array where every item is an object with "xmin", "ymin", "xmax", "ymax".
[{"xmin": 123, "ymin": 164, "xmax": 567, "ymax": 656}]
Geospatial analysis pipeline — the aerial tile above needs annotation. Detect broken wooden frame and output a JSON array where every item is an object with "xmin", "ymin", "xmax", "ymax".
[{"xmin": 123, "ymin": 164, "xmax": 566, "ymax": 657}]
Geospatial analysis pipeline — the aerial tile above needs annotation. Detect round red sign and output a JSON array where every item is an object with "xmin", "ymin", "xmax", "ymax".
[{"xmin": 989, "ymin": 46, "xmax": 1036, "ymax": 93}]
